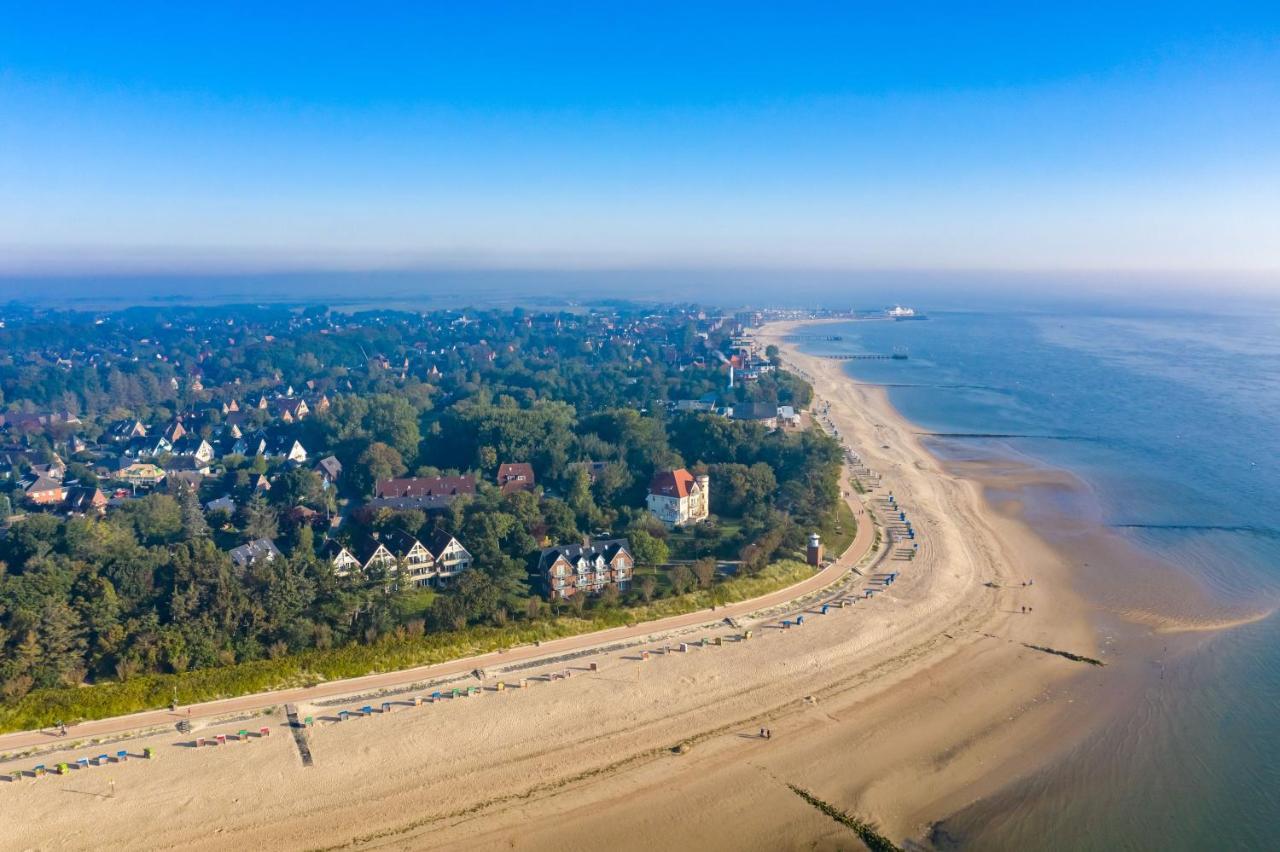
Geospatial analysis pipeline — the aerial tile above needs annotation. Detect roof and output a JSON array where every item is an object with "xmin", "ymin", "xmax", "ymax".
[
  {"xmin": 648, "ymin": 469, "xmax": 698, "ymax": 499},
  {"xmin": 424, "ymin": 528, "xmax": 465, "ymax": 559},
  {"xmin": 537, "ymin": 538, "xmax": 631, "ymax": 574},
  {"xmin": 732, "ymin": 402, "xmax": 778, "ymax": 421},
  {"xmin": 497, "ymin": 462, "xmax": 535, "ymax": 494},
  {"xmin": 24, "ymin": 474, "xmax": 65, "ymax": 494},
  {"xmin": 229, "ymin": 538, "xmax": 282, "ymax": 567},
  {"xmin": 374, "ymin": 475, "xmax": 476, "ymax": 500},
  {"xmin": 379, "ymin": 527, "xmax": 423, "ymax": 557},
  {"xmin": 315, "ymin": 455, "xmax": 342, "ymax": 478},
  {"xmin": 64, "ymin": 486, "xmax": 106, "ymax": 511}
]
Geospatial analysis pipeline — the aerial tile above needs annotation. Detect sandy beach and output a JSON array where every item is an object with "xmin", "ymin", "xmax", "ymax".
[{"xmin": 2, "ymin": 319, "xmax": 1140, "ymax": 850}]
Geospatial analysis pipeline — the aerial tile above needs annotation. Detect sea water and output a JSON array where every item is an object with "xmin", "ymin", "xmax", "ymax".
[{"xmin": 800, "ymin": 305, "xmax": 1280, "ymax": 851}]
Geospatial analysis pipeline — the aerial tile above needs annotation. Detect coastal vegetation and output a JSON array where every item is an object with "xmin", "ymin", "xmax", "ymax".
[
  {"xmin": 0, "ymin": 559, "xmax": 816, "ymax": 732},
  {"xmin": 0, "ymin": 305, "xmax": 847, "ymax": 729}
]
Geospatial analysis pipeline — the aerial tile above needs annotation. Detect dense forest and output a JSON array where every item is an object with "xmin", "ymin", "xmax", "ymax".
[{"xmin": 0, "ymin": 304, "xmax": 842, "ymax": 708}]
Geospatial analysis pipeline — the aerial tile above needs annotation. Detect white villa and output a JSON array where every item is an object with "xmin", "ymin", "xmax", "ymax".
[{"xmin": 646, "ymin": 469, "xmax": 710, "ymax": 527}]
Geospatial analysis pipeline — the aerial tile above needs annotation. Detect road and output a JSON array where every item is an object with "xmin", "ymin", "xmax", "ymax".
[{"xmin": 0, "ymin": 478, "xmax": 875, "ymax": 754}]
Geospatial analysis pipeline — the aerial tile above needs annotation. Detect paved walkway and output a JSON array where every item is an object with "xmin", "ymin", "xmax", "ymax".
[{"xmin": 0, "ymin": 482, "xmax": 875, "ymax": 754}]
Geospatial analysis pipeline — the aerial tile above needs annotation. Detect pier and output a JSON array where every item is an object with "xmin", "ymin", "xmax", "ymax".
[{"xmin": 822, "ymin": 353, "xmax": 908, "ymax": 361}]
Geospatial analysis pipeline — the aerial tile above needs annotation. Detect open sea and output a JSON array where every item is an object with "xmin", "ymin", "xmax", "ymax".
[{"xmin": 799, "ymin": 305, "xmax": 1280, "ymax": 851}]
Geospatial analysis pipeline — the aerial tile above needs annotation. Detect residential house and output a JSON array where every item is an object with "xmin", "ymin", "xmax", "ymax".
[
  {"xmin": 731, "ymin": 401, "xmax": 778, "ymax": 429},
  {"xmin": 124, "ymin": 434, "xmax": 172, "ymax": 459},
  {"xmin": 381, "ymin": 527, "xmax": 435, "ymax": 586},
  {"xmin": 271, "ymin": 397, "xmax": 310, "ymax": 423},
  {"xmin": 229, "ymin": 538, "xmax": 283, "ymax": 569},
  {"xmin": 205, "ymin": 495, "xmax": 236, "ymax": 514},
  {"xmin": 161, "ymin": 420, "xmax": 187, "ymax": 443},
  {"xmin": 314, "ymin": 455, "xmax": 342, "ymax": 486},
  {"xmin": 646, "ymin": 469, "xmax": 710, "ymax": 526},
  {"xmin": 64, "ymin": 485, "xmax": 107, "ymax": 515},
  {"xmin": 108, "ymin": 419, "xmax": 148, "ymax": 442},
  {"xmin": 424, "ymin": 529, "xmax": 473, "ymax": 584},
  {"xmin": 369, "ymin": 475, "xmax": 476, "ymax": 512},
  {"xmin": 323, "ymin": 540, "xmax": 361, "ymax": 576},
  {"xmin": 537, "ymin": 538, "xmax": 633, "ymax": 600},
  {"xmin": 112, "ymin": 460, "xmax": 167, "ymax": 488},
  {"xmin": 496, "ymin": 462, "xmax": 535, "ymax": 495},
  {"xmin": 21, "ymin": 473, "xmax": 66, "ymax": 505},
  {"xmin": 354, "ymin": 537, "xmax": 397, "ymax": 573},
  {"xmin": 266, "ymin": 434, "xmax": 307, "ymax": 464},
  {"xmin": 171, "ymin": 436, "xmax": 215, "ymax": 464}
]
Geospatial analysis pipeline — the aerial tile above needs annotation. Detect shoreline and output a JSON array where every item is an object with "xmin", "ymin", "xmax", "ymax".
[{"xmin": 0, "ymin": 318, "xmax": 1212, "ymax": 850}]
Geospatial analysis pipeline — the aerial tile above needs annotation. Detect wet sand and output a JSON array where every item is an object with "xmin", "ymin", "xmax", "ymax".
[{"xmin": 0, "ymin": 319, "xmax": 1239, "ymax": 851}]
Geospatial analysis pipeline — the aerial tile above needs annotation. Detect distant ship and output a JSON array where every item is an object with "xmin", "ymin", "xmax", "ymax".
[{"xmin": 887, "ymin": 305, "xmax": 927, "ymax": 320}]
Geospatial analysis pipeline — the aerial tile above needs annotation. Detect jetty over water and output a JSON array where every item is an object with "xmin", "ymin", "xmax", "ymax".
[{"xmin": 823, "ymin": 353, "xmax": 908, "ymax": 361}]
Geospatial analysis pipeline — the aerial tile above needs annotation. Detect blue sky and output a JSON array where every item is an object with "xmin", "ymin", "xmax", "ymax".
[{"xmin": 2, "ymin": 2, "xmax": 1278, "ymax": 275}]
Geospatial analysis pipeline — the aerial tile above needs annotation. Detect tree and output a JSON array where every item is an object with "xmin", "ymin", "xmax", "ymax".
[
  {"xmin": 355, "ymin": 442, "xmax": 406, "ymax": 496},
  {"xmin": 628, "ymin": 529, "xmax": 669, "ymax": 566},
  {"xmin": 174, "ymin": 482, "xmax": 209, "ymax": 540},
  {"xmin": 116, "ymin": 493, "xmax": 183, "ymax": 545},
  {"xmin": 669, "ymin": 564, "xmax": 693, "ymax": 595},
  {"xmin": 638, "ymin": 575, "xmax": 657, "ymax": 603},
  {"xmin": 243, "ymin": 494, "xmax": 279, "ymax": 541},
  {"xmin": 692, "ymin": 557, "xmax": 717, "ymax": 589}
]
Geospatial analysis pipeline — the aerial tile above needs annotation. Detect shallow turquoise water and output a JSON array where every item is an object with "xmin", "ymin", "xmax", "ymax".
[{"xmin": 800, "ymin": 306, "xmax": 1280, "ymax": 850}]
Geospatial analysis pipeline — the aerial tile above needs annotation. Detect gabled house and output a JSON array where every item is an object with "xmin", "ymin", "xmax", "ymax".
[
  {"xmin": 424, "ymin": 529, "xmax": 473, "ymax": 583},
  {"xmin": 271, "ymin": 397, "xmax": 309, "ymax": 423},
  {"xmin": 21, "ymin": 473, "xmax": 66, "ymax": 505},
  {"xmin": 171, "ymin": 436, "xmax": 215, "ymax": 464},
  {"xmin": 64, "ymin": 485, "xmax": 107, "ymax": 515},
  {"xmin": 161, "ymin": 420, "xmax": 187, "ymax": 443},
  {"xmin": 108, "ymin": 419, "xmax": 148, "ymax": 442},
  {"xmin": 354, "ymin": 538, "xmax": 397, "ymax": 573},
  {"xmin": 496, "ymin": 462, "xmax": 535, "ymax": 495},
  {"xmin": 314, "ymin": 455, "xmax": 342, "ymax": 485},
  {"xmin": 381, "ymin": 527, "xmax": 434, "ymax": 586},
  {"xmin": 230, "ymin": 433, "xmax": 267, "ymax": 457},
  {"xmin": 124, "ymin": 434, "xmax": 172, "ymax": 459},
  {"xmin": 646, "ymin": 469, "xmax": 710, "ymax": 527},
  {"xmin": 537, "ymin": 538, "xmax": 633, "ymax": 600},
  {"xmin": 265, "ymin": 434, "xmax": 307, "ymax": 463},
  {"xmin": 229, "ymin": 538, "xmax": 282, "ymax": 569},
  {"xmin": 324, "ymin": 540, "xmax": 361, "ymax": 576}
]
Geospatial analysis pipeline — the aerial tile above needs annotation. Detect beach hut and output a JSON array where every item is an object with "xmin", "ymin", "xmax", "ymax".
[
  {"xmin": 144, "ymin": 748, "xmax": 154, "ymax": 759},
  {"xmin": 117, "ymin": 750, "xmax": 128, "ymax": 761}
]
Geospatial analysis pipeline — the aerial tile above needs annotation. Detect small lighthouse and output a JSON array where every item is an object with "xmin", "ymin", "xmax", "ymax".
[{"xmin": 807, "ymin": 532, "xmax": 823, "ymax": 567}]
